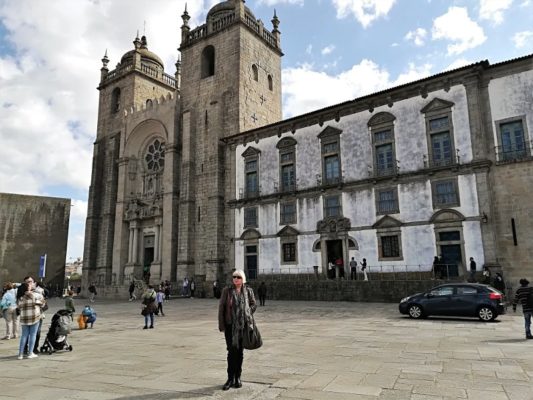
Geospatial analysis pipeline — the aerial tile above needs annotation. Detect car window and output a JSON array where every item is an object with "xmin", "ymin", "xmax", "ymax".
[
  {"xmin": 430, "ymin": 287, "xmax": 454, "ymax": 296},
  {"xmin": 456, "ymin": 286, "xmax": 477, "ymax": 295}
]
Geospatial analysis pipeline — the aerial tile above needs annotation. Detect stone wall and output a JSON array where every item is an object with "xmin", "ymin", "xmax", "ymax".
[{"xmin": 0, "ymin": 193, "xmax": 70, "ymax": 288}]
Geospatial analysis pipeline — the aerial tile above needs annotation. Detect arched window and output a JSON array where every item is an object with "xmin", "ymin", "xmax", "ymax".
[
  {"xmin": 111, "ymin": 87, "xmax": 121, "ymax": 113},
  {"xmin": 201, "ymin": 45, "xmax": 215, "ymax": 78},
  {"xmin": 268, "ymin": 74, "xmax": 273, "ymax": 91},
  {"xmin": 252, "ymin": 64, "xmax": 258, "ymax": 81},
  {"xmin": 146, "ymin": 99, "xmax": 153, "ymax": 108}
]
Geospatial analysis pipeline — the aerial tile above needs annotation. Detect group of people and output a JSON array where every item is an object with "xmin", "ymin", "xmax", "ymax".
[{"xmin": 181, "ymin": 277, "xmax": 197, "ymax": 297}]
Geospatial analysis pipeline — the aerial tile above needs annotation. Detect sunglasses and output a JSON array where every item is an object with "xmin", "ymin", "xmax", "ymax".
[{"xmin": 232, "ymin": 276, "xmax": 242, "ymax": 280}]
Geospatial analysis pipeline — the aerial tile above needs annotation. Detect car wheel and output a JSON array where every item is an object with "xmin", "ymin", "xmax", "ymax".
[
  {"xmin": 408, "ymin": 304, "xmax": 424, "ymax": 319},
  {"xmin": 478, "ymin": 306, "xmax": 495, "ymax": 321}
]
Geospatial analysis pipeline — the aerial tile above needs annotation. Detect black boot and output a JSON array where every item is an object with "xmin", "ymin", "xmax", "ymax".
[
  {"xmin": 234, "ymin": 375, "xmax": 242, "ymax": 388},
  {"xmin": 222, "ymin": 377, "xmax": 233, "ymax": 391}
]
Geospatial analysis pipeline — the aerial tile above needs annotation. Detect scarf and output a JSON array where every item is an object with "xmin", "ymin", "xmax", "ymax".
[{"xmin": 230, "ymin": 286, "xmax": 254, "ymax": 347}]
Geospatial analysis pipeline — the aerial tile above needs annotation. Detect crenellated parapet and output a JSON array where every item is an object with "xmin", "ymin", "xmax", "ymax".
[{"xmin": 122, "ymin": 93, "xmax": 177, "ymax": 122}]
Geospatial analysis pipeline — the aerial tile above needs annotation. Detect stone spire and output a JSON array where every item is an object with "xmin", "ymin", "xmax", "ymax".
[
  {"xmin": 272, "ymin": 9, "xmax": 281, "ymax": 48},
  {"xmin": 100, "ymin": 49, "xmax": 109, "ymax": 81},
  {"xmin": 180, "ymin": 3, "xmax": 191, "ymax": 45},
  {"xmin": 175, "ymin": 55, "xmax": 181, "ymax": 91}
]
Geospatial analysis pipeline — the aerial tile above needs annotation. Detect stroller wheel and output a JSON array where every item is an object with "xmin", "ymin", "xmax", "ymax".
[{"xmin": 68, "ymin": 345, "xmax": 73, "ymax": 351}]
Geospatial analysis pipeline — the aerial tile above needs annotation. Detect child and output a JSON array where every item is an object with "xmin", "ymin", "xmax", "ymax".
[
  {"xmin": 156, "ymin": 288, "xmax": 165, "ymax": 316},
  {"xmin": 82, "ymin": 305, "xmax": 97, "ymax": 328},
  {"xmin": 65, "ymin": 290, "xmax": 76, "ymax": 317}
]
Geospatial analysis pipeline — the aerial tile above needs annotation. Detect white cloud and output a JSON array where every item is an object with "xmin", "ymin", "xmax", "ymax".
[
  {"xmin": 282, "ymin": 60, "xmax": 432, "ymax": 117},
  {"xmin": 321, "ymin": 45, "xmax": 336, "ymax": 55},
  {"xmin": 444, "ymin": 58, "xmax": 472, "ymax": 71},
  {"xmin": 405, "ymin": 28, "xmax": 427, "ymax": 47},
  {"xmin": 512, "ymin": 31, "xmax": 533, "ymax": 48},
  {"xmin": 479, "ymin": 0, "xmax": 513, "ymax": 25},
  {"xmin": 305, "ymin": 44, "xmax": 313, "ymax": 55},
  {"xmin": 331, "ymin": 0, "xmax": 397, "ymax": 28},
  {"xmin": 432, "ymin": 7, "xmax": 486, "ymax": 55}
]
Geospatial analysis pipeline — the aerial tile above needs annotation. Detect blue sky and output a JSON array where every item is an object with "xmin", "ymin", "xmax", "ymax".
[{"xmin": 0, "ymin": 0, "xmax": 532, "ymax": 261}]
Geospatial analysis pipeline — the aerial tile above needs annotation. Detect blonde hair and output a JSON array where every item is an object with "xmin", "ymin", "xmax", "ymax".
[{"xmin": 233, "ymin": 269, "xmax": 247, "ymax": 284}]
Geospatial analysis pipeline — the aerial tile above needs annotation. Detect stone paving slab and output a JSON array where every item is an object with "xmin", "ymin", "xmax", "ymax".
[{"xmin": 0, "ymin": 298, "xmax": 532, "ymax": 399}]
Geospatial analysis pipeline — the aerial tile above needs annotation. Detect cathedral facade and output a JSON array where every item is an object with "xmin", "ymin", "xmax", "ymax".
[{"xmin": 83, "ymin": 0, "xmax": 533, "ymax": 292}]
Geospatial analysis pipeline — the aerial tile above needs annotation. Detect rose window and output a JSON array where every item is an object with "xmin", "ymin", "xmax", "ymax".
[{"xmin": 145, "ymin": 139, "xmax": 165, "ymax": 172}]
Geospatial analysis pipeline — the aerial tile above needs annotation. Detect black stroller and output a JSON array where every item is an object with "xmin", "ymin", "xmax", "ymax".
[{"xmin": 40, "ymin": 309, "xmax": 73, "ymax": 354}]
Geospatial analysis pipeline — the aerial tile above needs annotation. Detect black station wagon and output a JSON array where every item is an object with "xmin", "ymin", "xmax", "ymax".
[{"xmin": 399, "ymin": 283, "xmax": 506, "ymax": 321}]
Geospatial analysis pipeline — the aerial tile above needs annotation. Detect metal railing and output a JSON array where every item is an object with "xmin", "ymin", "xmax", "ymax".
[
  {"xmin": 495, "ymin": 141, "xmax": 531, "ymax": 163},
  {"xmin": 252, "ymin": 264, "xmax": 461, "ymax": 282}
]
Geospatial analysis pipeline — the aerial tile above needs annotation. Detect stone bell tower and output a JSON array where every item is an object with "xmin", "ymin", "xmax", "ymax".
[{"xmin": 176, "ymin": 0, "xmax": 283, "ymax": 282}]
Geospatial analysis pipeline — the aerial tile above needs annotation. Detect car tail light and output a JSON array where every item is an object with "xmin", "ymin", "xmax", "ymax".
[{"xmin": 489, "ymin": 292, "xmax": 502, "ymax": 300}]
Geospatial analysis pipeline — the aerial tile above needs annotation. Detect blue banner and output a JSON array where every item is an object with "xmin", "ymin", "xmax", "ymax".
[{"xmin": 39, "ymin": 254, "xmax": 47, "ymax": 279}]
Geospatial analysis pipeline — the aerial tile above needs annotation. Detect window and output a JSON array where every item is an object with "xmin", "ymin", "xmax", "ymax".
[
  {"xmin": 252, "ymin": 64, "xmax": 258, "ymax": 81},
  {"xmin": 244, "ymin": 207, "xmax": 257, "ymax": 228},
  {"xmin": 318, "ymin": 126, "xmax": 343, "ymax": 186},
  {"xmin": 429, "ymin": 286, "xmax": 454, "ymax": 296},
  {"xmin": 369, "ymin": 112, "xmax": 396, "ymax": 177},
  {"xmin": 277, "ymin": 137, "xmax": 297, "ymax": 193},
  {"xmin": 144, "ymin": 138, "xmax": 165, "ymax": 172},
  {"xmin": 457, "ymin": 286, "xmax": 477, "ymax": 295},
  {"xmin": 324, "ymin": 195, "xmax": 341, "ymax": 218},
  {"xmin": 201, "ymin": 45, "xmax": 215, "ymax": 78},
  {"xmin": 381, "ymin": 235, "xmax": 400, "ymax": 258},
  {"xmin": 422, "ymin": 98, "xmax": 456, "ymax": 168},
  {"xmin": 432, "ymin": 179, "xmax": 459, "ymax": 207},
  {"xmin": 245, "ymin": 160, "xmax": 258, "ymax": 197},
  {"xmin": 439, "ymin": 231, "xmax": 460, "ymax": 241},
  {"xmin": 497, "ymin": 118, "xmax": 528, "ymax": 161},
  {"xmin": 268, "ymin": 74, "xmax": 273, "ymax": 91},
  {"xmin": 376, "ymin": 188, "xmax": 399, "ymax": 214},
  {"xmin": 282, "ymin": 243, "xmax": 296, "ymax": 262},
  {"xmin": 280, "ymin": 202, "xmax": 296, "ymax": 224},
  {"xmin": 111, "ymin": 87, "xmax": 121, "ymax": 113}
]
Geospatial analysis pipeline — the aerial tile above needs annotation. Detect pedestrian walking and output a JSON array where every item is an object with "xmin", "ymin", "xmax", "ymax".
[
  {"xmin": 493, "ymin": 272, "xmax": 506, "ymax": 294},
  {"xmin": 88, "ymin": 284, "xmax": 97, "ymax": 302},
  {"xmin": 350, "ymin": 257, "xmax": 357, "ymax": 280},
  {"xmin": 182, "ymin": 277, "xmax": 189, "ymax": 297},
  {"xmin": 469, "ymin": 257, "xmax": 477, "ymax": 282},
  {"xmin": 190, "ymin": 279, "xmax": 196, "ymax": 298},
  {"xmin": 16, "ymin": 282, "xmax": 45, "ymax": 359},
  {"xmin": 512, "ymin": 278, "xmax": 533, "ymax": 339},
  {"xmin": 218, "ymin": 269, "xmax": 257, "ymax": 390},
  {"xmin": 156, "ymin": 288, "xmax": 165, "ymax": 316},
  {"xmin": 361, "ymin": 258, "xmax": 368, "ymax": 281},
  {"xmin": 482, "ymin": 266, "xmax": 491, "ymax": 284},
  {"xmin": 141, "ymin": 285, "xmax": 157, "ymax": 329},
  {"xmin": 1, "ymin": 282, "xmax": 19, "ymax": 340},
  {"xmin": 164, "ymin": 281, "xmax": 171, "ymax": 301},
  {"xmin": 213, "ymin": 279, "xmax": 221, "ymax": 299},
  {"xmin": 258, "ymin": 281, "xmax": 267, "ymax": 306},
  {"xmin": 129, "ymin": 281, "xmax": 136, "ymax": 301}
]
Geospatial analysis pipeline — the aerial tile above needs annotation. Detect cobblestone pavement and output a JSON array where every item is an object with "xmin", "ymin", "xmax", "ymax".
[{"xmin": 1, "ymin": 297, "xmax": 532, "ymax": 400}]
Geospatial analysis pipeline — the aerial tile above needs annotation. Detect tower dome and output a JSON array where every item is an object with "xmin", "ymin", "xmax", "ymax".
[
  {"xmin": 120, "ymin": 35, "xmax": 164, "ymax": 69},
  {"xmin": 206, "ymin": 0, "xmax": 255, "ymax": 20}
]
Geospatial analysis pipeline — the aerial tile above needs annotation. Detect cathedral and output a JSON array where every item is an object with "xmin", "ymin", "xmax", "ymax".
[{"xmin": 83, "ymin": 0, "xmax": 533, "ymax": 294}]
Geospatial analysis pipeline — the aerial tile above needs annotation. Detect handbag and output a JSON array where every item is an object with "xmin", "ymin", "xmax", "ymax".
[{"xmin": 242, "ymin": 318, "xmax": 262, "ymax": 350}]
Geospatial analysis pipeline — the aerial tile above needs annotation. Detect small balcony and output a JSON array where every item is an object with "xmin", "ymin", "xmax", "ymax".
[{"xmin": 495, "ymin": 141, "xmax": 532, "ymax": 163}]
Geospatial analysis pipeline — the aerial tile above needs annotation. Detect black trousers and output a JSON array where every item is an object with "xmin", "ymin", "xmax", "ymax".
[
  {"xmin": 224, "ymin": 324, "xmax": 243, "ymax": 379},
  {"xmin": 259, "ymin": 294, "xmax": 266, "ymax": 306}
]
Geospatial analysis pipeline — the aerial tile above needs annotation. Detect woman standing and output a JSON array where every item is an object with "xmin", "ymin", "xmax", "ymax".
[
  {"xmin": 141, "ymin": 285, "xmax": 157, "ymax": 329},
  {"xmin": 218, "ymin": 269, "xmax": 257, "ymax": 391},
  {"xmin": 1, "ymin": 283, "xmax": 19, "ymax": 340},
  {"xmin": 17, "ymin": 282, "xmax": 45, "ymax": 359}
]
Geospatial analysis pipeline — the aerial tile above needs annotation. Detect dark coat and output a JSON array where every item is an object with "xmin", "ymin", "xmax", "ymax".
[{"xmin": 218, "ymin": 285, "xmax": 256, "ymax": 332}]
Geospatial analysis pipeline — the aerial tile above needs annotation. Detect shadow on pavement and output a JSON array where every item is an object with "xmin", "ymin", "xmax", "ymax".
[
  {"xmin": 483, "ymin": 338, "xmax": 529, "ymax": 344},
  {"xmin": 113, "ymin": 386, "xmax": 221, "ymax": 399}
]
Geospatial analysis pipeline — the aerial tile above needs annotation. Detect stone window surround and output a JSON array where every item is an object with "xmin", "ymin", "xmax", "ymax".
[
  {"xmin": 431, "ymin": 177, "xmax": 460, "ymax": 209},
  {"xmin": 280, "ymin": 238, "xmax": 298, "ymax": 265},
  {"xmin": 494, "ymin": 115, "xmax": 530, "ymax": 161},
  {"xmin": 318, "ymin": 126, "xmax": 343, "ymax": 186},
  {"xmin": 376, "ymin": 227, "xmax": 403, "ymax": 261},
  {"xmin": 368, "ymin": 112, "xmax": 396, "ymax": 177},
  {"xmin": 277, "ymin": 137, "xmax": 297, "ymax": 193},
  {"xmin": 201, "ymin": 45, "xmax": 215, "ymax": 78},
  {"xmin": 375, "ymin": 186, "xmax": 400, "ymax": 215},
  {"xmin": 244, "ymin": 206, "xmax": 258, "ymax": 228},
  {"xmin": 242, "ymin": 147, "xmax": 261, "ymax": 198},
  {"xmin": 252, "ymin": 64, "xmax": 259, "ymax": 81},
  {"xmin": 323, "ymin": 192, "xmax": 343, "ymax": 218},
  {"xmin": 111, "ymin": 87, "xmax": 121, "ymax": 113},
  {"xmin": 280, "ymin": 201, "xmax": 297, "ymax": 225},
  {"xmin": 268, "ymin": 74, "xmax": 273, "ymax": 91},
  {"xmin": 422, "ymin": 99, "xmax": 456, "ymax": 167},
  {"xmin": 433, "ymin": 222, "xmax": 465, "ymax": 273}
]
